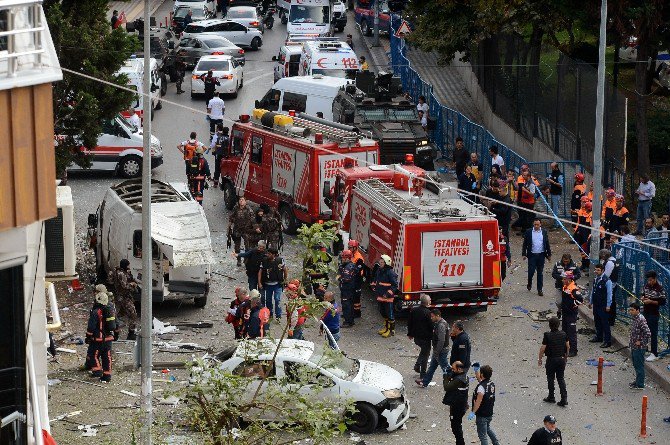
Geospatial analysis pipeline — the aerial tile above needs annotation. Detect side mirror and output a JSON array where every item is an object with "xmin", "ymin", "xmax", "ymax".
[
  {"xmin": 87, "ymin": 213, "xmax": 98, "ymax": 228},
  {"xmin": 322, "ymin": 181, "xmax": 332, "ymax": 199},
  {"xmin": 272, "ymin": 55, "xmax": 277, "ymax": 61}
]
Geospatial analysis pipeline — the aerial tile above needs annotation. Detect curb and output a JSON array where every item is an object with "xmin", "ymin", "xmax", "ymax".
[
  {"xmin": 355, "ymin": 23, "xmax": 391, "ymax": 73},
  {"xmin": 578, "ymin": 304, "xmax": 670, "ymax": 394}
]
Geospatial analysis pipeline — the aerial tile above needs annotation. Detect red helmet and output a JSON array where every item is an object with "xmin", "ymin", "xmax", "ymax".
[
  {"xmin": 606, "ymin": 188, "xmax": 616, "ymax": 197},
  {"xmin": 581, "ymin": 195, "xmax": 590, "ymax": 203},
  {"xmin": 348, "ymin": 239, "xmax": 359, "ymax": 248},
  {"xmin": 584, "ymin": 202, "xmax": 593, "ymax": 211},
  {"xmin": 575, "ymin": 173, "xmax": 585, "ymax": 182},
  {"xmin": 341, "ymin": 249, "xmax": 353, "ymax": 259}
]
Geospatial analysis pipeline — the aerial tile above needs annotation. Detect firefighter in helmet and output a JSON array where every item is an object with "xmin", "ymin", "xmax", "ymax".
[
  {"xmin": 570, "ymin": 173, "xmax": 586, "ymax": 222},
  {"xmin": 187, "ymin": 146, "xmax": 212, "ymax": 206},
  {"xmin": 338, "ymin": 249, "xmax": 357, "ymax": 327},
  {"xmin": 574, "ymin": 196, "xmax": 592, "ymax": 272},
  {"xmin": 371, "ymin": 254, "xmax": 399, "ymax": 338},
  {"xmin": 85, "ymin": 286, "xmax": 117, "ymax": 382},
  {"xmin": 560, "ymin": 271, "xmax": 583, "ymax": 356},
  {"xmin": 348, "ymin": 239, "xmax": 367, "ymax": 318}
]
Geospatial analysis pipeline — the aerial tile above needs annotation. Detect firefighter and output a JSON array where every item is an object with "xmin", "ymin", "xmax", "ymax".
[
  {"xmin": 348, "ymin": 239, "xmax": 366, "ymax": 318},
  {"xmin": 286, "ymin": 282, "xmax": 307, "ymax": 340},
  {"xmin": 304, "ymin": 244, "xmax": 332, "ymax": 294},
  {"xmin": 338, "ymin": 249, "xmax": 357, "ymax": 328},
  {"xmin": 84, "ymin": 285, "xmax": 118, "ymax": 372},
  {"xmin": 229, "ymin": 197, "xmax": 255, "ymax": 265},
  {"xmin": 187, "ymin": 147, "xmax": 212, "ymax": 206},
  {"xmin": 248, "ymin": 208, "xmax": 265, "ymax": 248},
  {"xmin": 261, "ymin": 204, "xmax": 283, "ymax": 250},
  {"xmin": 199, "ymin": 69, "xmax": 221, "ymax": 109},
  {"xmin": 178, "ymin": 132, "xmax": 205, "ymax": 175},
  {"xmin": 609, "ymin": 194, "xmax": 630, "ymax": 235},
  {"xmin": 372, "ymin": 254, "xmax": 399, "ymax": 338},
  {"xmin": 227, "ymin": 287, "xmax": 249, "ymax": 339},
  {"xmin": 574, "ymin": 196, "xmax": 592, "ymax": 272},
  {"xmin": 498, "ymin": 227, "xmax": 509, "ymax": 282},
  {"xmin": 111, "ymin": 259, "xmax": 139, "ymax": 340},
  {"xmin": 570, "ymin": 173, "xmax": 586, "ymax": 223},
  {"xmin": 85, "ymin": 287, "xmax": 117, "ymax": 382},
  {"xmin": 550, "ymin": 254, "xmax": 581, "ymax": 319},
  {"xmin": 560, "ymin": 271, "xmax": 583, "ymax": 356}
]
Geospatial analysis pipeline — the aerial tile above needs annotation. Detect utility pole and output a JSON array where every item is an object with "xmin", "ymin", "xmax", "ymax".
[
  {"xmin": 140, "ymin": 0, "xmax": 153, "ymax": 443},
  {"xmin": 372, "ymin": 0, "xmax": 380, "ymax": 47},
  {"xmin": 590, "ymin": 0, "xmax": 607, "ymax": 267}
]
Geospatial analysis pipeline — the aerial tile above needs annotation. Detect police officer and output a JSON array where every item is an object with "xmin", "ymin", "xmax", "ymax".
[
  {"xmin": 538, "ymin": 317, "xmax": 569, "ymax": 407},
  {"xmin": 210, "ymin": 125, "xmax": 229, "ymax": 188},
  {"xmin": 348, "ymin": 239, "xmax": 366, "ymax": 317},
  {"xmin": 261, "ymin": 205, "xmax": 282, "ymax": 250},
  {"xmin": 229, "ymin": 197, "xmax": 255, "ymax": 265},
  {"xmin": 338, "ymin": 250, "xmax": 357, "ymax": 327},
  {"xmin": 527, "ymin": 415, "xmax": 563, "ymax": 445},
  {"xmin": 371, "ymin": 254, "xmax": 398, "ymax": 337},
  {"xmin": 442, "ymin": 361, "xmax": 469, "ymax": 445},
  {"xmin": 588, "ymin": 263, "xmax": 613, "ymax": 348},
  {"xmin": 175, "ymin": 55, "xmax": 187, "ymax": 94},
  {"xmin": 187, "ymin": 147, "xmax": 212, "ymax": 206},
  {"xmin": 560, "ymin": 271, "xmax": 583, "ymax": 356},
  {"xmin": 85, "ymin": 287, "xmax": 117, "ymax": 382},
  {"xmin": 470, "ymin": 365, "xmax": 501, "ymax": 445},
  {"xmin": 112, "ymin": 259, "xmax": 139, "ymax": 340},
  {"xmin": 550, "ymin": 254, "xmax": 581, "ymax": 318}
]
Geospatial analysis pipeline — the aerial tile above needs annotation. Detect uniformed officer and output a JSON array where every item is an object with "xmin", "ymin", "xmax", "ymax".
[
  {"xmin": 550, "ymin": 254, "xmax": 581, "ymax": 319},
  {"xmin": 527, "ymin": 415, "xmax": 563, "ymax": 445},
  {"xmin": 338, "ymin": 250, "xmax": 357, "ymax": 327},
  {"xmin": 588, "ymin": 263, "xmax": 613, "ymax": 348},
  {"xmin": 371, "ymin": 254, "xmax": 398, "ymax": 337},
  {"xmin": 187, "ymin": 147, "xmax": 211, "ymax": 206},
  {"xmin": 560, "ymin": 271, "xmax": 583, "ymax": 356},
  {"xmin": 538, "ymin": 317, "xmax": 569, "ymax": 406},
  {"xmin": 85, "ymin": 287, "xmax": 117, "ymax": 382},
  {"xmin": 570, "ymin": 173, "xmax": 586, "ymax": 222},
  {"xmin": 229, "ymin": 197, "xmax": 255, "ymax": 265},
  {"xmin": 574, "ymin": 196, "xmax": 592, "ymax": 271},
  {"xmin": 210, "ymin": 125, "xmax": 229, "ymax": 188},
  {"xmin": 112, "ymin": 259, "xmax": 139, "ymax": 340}
]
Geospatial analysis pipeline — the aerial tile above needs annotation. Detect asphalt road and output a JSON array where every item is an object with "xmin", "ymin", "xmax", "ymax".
[{"xmin": 50, "ymin": 4, "xmax": 670, "ymax": 445}]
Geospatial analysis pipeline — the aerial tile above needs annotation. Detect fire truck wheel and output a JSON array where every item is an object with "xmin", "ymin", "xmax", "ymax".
[
  {"xmin": 223, "ymin": 182, "xmax": 237, "ymax": 210},
  {"xmin": 279, "ymin": 204, "xmax": 297, "ymax": 234},
  {"xmin": 194, "ymin": 295, "xmax": 207, "ymax": 308}
]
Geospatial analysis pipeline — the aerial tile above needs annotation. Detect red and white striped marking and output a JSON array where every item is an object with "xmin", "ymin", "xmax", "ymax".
[{"xmin": 430, "ymin": 301, "xmax": 497, "ymax": 308}]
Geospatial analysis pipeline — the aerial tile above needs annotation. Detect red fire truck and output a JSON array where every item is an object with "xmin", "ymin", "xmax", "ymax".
[
  {"xmin": 329, "ymin": 163, "xmax": 502, "ymax": 313},
  {"xmin": 219, "ymin": 109, "xmax": 379, "ymax": 232}
]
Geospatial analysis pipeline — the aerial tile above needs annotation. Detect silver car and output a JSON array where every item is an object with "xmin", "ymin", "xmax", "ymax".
[
  {"xmin": 226, "ymin": 6, "xmax": 264, "ymax": 33},
  {"xmin": 177, "ymin": 35, "xmax": 245, "ymax": 67},
  {"xmin": 182, "ymin": 19, "xmax": 263, "ymax": 50}
]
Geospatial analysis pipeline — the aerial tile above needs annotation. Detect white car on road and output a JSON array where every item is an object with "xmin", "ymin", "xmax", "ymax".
[
  {"xmin": 191, "ymin": 55, "xmax": 244, "ymax": 98},
  {"xmin": 208, "ymin": 339, "xmax": 411, "ymax": 434},
  {"xmin": 226, "ymin": 6, "xmax": 264, "ymax": 33},
  {"xmin": 173, "ymin": 0, "xmax": 216, "ymax": 14},
  {"xmin": 182, "ymin": 19, "xmax": 264, "ymax": 50}
]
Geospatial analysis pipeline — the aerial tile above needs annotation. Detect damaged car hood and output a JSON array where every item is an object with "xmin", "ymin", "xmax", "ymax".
[{"xmin": 352, "ymin": 360, "xmax": 404, "ymax": 391}]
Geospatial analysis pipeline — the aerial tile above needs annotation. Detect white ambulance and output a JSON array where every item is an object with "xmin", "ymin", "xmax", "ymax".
[
  {"xmin": 283, "ymin": 0, "xmax": 334, "ymax": 38},
  {"xmin": 298, "ymin": 39, "xmax": 358, "ymax": 77},
  {"xmin": 116, "ymin": 55, "xmax": 163, "ymax": 121}
]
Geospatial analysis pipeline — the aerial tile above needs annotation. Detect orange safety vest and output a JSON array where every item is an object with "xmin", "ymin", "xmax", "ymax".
[
  {"xmin": 575, "ymin": 208, "xmax": 592, "ymax": 233},
  {"xmin": 352, "ymin": 250, "xmax": 365, "ymax": 267},
  {"xmin": 574, "ymin": 184, "xmax": 586, "ymax": 194},
  {"xmin": 562, "ymin": 281, "xmax": 581, "ymax": 309},
  {"xmin": 601, "ymin": 198, "xmax": 617, "ymax": 219},
  {"xmin": 183, "ymin": 141, "xmax": 198, "ymax": 161},
  {"xmin": 520, "ymin": 184, "xmax": 536, "ymax": 205}
]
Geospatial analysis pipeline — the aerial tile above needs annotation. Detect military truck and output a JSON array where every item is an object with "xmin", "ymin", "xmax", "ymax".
[{"xmin": 332, "ymin": 71, "xmax": 435, "ymax": 170}]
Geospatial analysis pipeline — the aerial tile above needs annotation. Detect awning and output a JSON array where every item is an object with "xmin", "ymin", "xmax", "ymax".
[{"xmin": 150, "ymin": 201, "xmax": 215, "ymax": 268}]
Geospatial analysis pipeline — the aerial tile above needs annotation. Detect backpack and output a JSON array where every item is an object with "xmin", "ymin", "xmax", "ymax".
[{"xmin": 184, "ymin": 141, "xmax": 198, "ymax": 160}]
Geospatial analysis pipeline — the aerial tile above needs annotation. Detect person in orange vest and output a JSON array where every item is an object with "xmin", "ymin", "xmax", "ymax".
[
  {"xmin": 574, "ymin": 196, "xmax": 592, "ymax": 272},
  {"xmin": 178, "ymin": 131, "xmax": 205, "ymax": 174},
  {"xmin": 348, "ymin": 239, "xmax": 366, "ymax": 318},
  {"xmin": 517, "ymin": 169, "xmax": 537, "ymax": 233},
  {"xmin": 560, "ymin": 271, "xmax": 583, "ymax": 356},
  {"xmin": 609, "ymin": 194, "xmax": 630, "ymax": 235},
  {"xmin": 586, "ymin": 181, "xmax": 594, "ymax": 203},
  {"xmin": 601, "ymin": 188, "xmax": 617, "ymax": 241},
  {"xmin": 570, "ymin": 173, "xmax": 586, "ymax": 223},
  {"xmin": 187, "ymin": 147, "xmax": 211, "ymax": 205}
]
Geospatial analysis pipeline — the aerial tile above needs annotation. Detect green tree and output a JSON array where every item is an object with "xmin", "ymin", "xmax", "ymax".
[{"xmin": 44, "ymin": 0, "xmax": 138, "ymax": 178}]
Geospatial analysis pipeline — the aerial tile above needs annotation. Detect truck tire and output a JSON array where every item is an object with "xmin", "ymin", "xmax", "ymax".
[
  {"xmin": 160, "ymin": 73, "xmax": 168, "ymax": 96},
  {"xmin": 119, "ymin": 155, "xmax": 142, "ymax": 178},
  {"xmin": 279, "ymin": 204, "xmax": 298, "ymax": 234},
  {"xmin": 348, "ymin": 403, "xmax": 379, "ymax": 434},
  {"xmin": 223, "ymin": 182, "xmax": 237, "ymax": 210},
  {"xmin": 194, "ymin": 295, "xmax": 207, "ymax": 308},
  {"xmin": 361, "ymin": 20, "xmax": 371, "ymax": 36}
]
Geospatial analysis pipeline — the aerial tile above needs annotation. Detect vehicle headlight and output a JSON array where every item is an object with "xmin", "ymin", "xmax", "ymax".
[
  {"xmin": 382, "ymin": 388, "xmax": 402, "ymax": 399},
  {"xmin": 418, "ymin": 140, "xmax": 429, "ymax": 146}
]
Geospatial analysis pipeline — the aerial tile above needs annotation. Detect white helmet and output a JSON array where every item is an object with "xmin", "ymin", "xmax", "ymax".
[
  {"xmin": 380, "ymin": 254, "xmax": 392, "ymax": 266},
  {"xmin": 95, "ymin": 291, "xmax": 109, "ymax": 306}
]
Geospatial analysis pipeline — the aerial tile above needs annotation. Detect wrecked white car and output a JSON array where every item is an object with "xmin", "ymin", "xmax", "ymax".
[
  {"xmin": 213, "ymin": 339, "xmax": 411, "ymax": 434},
  {"xmin": 88, "ymin": 179, "xmax": 215, "ymax": 307}
]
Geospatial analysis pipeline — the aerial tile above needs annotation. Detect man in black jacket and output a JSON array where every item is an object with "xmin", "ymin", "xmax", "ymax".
[
  {"xmin": 538, "ymin": 317, "xmax": 569, "ymax": 406},
  {"xmin": 234, "ymin": 240, "xmax": 266, "ymax": 292},
  {"xmin": 550, "ymin": 254, "xmax": 581, "ymax": 318},
  {"xmin": 450, "ymin": 320, "xmax": 471, "ymax": 373},
  {"xmin": 527, "ymin": 415, "xmax": 563, "ymax": 445},
  {"xmin": 442, "ymin": 361, "xmax": 469, "ymax": 445},
  {"xmin": 407, "ymin": 294, "xmax": 433, "ymax": 379},
  {"xmin": 523, "ymin": 218, "xmax": 552, "ymax": 296}
]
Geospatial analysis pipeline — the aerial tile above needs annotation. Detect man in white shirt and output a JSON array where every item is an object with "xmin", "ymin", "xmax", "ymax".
[
  {"xmin": 127, "ymin": 108, "xmax": 141, "ymax": 129},
  {"xmin": 635, "ymin": 174, "xmax": 655, "ymax": 235},
  {"xmin": 207, "ymin": 91, "xmax": 225, "ymax": 141},
  {"xmin": 488, "ymin": 145, "xmax": 505, "ymax": 175}
]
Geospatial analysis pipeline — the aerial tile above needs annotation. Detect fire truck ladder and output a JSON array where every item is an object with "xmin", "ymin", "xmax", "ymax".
[
  {"xmin": 289, "ymin": 115, "xmax": 361, "ymax": 145},
  {"xmin": 357, "ymin": 179, "xmax": 420, "ymax": 218}
]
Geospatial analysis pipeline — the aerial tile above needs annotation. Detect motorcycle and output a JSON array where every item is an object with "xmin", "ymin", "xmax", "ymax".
[{"xmin": 259, "ymin": 6, "xmax": 275, "ymax": 30}]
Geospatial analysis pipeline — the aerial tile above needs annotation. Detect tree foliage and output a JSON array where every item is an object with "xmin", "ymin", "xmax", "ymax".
[{"xmin": 44, "ymin": 0, "xmax": 138, "ymax": 177}]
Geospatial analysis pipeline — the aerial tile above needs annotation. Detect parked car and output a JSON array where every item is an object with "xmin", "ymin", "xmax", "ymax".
[
  {"xmin": 172, "ymin": 5, "xmax": 215, "ymax": 33},
  {"xmin": 173, "ymin": 0, "xmax": 216, "ymax": 15},
  {"xmin": 201, "ymin": 339, "xmax": 411, "ymax": 434},
  {"xmin": 191, "ymin": 54, "xmax": 244, "ymax": 98},
  {"xmin": 177, "ymin": 35, "xmax": 245, "ymax": 67},
  {"xmin": 226, "ymin": 6, "xmax": 264, "ymax": 33},
  {"xmin": 182, "ymin": 19, "xmax": 263, "ymax": 50}
]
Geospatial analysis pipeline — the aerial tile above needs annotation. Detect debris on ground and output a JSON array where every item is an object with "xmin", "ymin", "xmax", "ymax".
[
  {"xmin": 55, "ymin": 347, "xmax": 77, "ymax": 354},
  {"xmin": 586, "ymin": 359, "xmax": 615, "ymax": 367},
  {"xmin": 50, "ymin": 411, "xmax": 82, "ymax": 423},
  {"xmin": 154, "ymin": 317, "xmax": 179, "ymax": 335},
  {"xmin": 158, "ymin": 395, "xmax": 180, "ymax": 406},
  {"xmin": 512, "ymin": 306, "xmax": 530, "ymax": 314},
  {"xmin": 120, "ymin": 390, "xmax": 140, "ymax": 397},
  {"xmin": 527, "ymin": 310, "xmax": 555, "ymax": 322}
]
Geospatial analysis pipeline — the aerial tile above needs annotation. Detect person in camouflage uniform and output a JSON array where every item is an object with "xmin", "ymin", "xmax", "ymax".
[
  {"xmin": 260, "ymin": 204, "xmax": 282, "ymax": 250},
  {"xmin": 112, "ymin": 259, "xmax": 139, "ymax": 340},
  {"xmin": 230, "ymin": 197, "xmax": 255, "ymax": 266},
  {"xmin": 248, "ymin": 208, "xmax": 266, "ymax": 249}
]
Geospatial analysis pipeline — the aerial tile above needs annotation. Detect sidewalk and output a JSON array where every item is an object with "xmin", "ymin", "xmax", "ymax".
[{"xmin": 107, "ymin": 0, "xmax": 166, "ymax": 22}]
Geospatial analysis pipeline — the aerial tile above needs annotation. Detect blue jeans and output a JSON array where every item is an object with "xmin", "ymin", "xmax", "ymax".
[
  {"xmin": 262, "ymin": 284, "xmax": 282, "ymax": 318},
  {"xmin": 421, "ymin": 350, "xmax": 450, "ymax": 386},
  {"xmin": 631, "ymin": 348, "xmax": 645, "ymax": 387},
  {"xmin": 637, "ymin": 200, "xmax": 652, "ymax": 234},
  {"xmin": 475, "ymin": 415, "xmax": 500, "ymax": 445},
  {"xmin": 527, "ymin": 253, "xmax": 546, "ymax": 291},
  {"xmin": 645, "ymin": 313, "xmax": 659, "ymax": 355},
  {"xmin": 550, "ymin": 194, "xmax": 561, "ymax": 226},
  {"xmin": 247, "ymin": 275, "xmax": 259, "ymax": 293}
]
